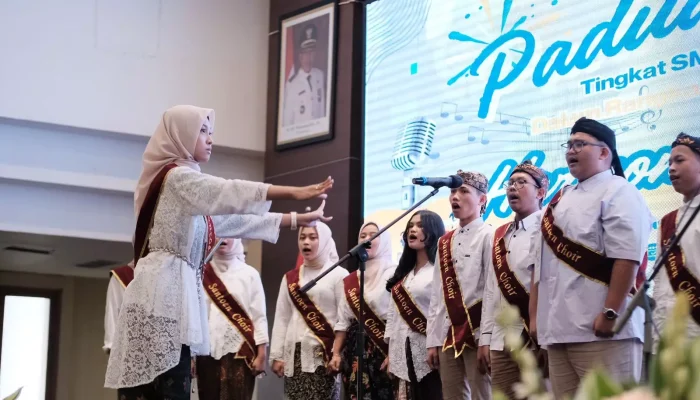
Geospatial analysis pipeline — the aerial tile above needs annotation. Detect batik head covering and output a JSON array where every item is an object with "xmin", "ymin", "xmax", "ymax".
[
  {"xmin": 570, "ymin": 117, "xmax": 624, "ymax": 178},
  {"xmin": 456, "ymin": 170, "xmax": 489, "ymax": 215},
  {"xmin": 511, "ymin": 160, "xmax": 550, "ymax": 193},
  {"xmin": 134, "ymin": 105, "xmax": 215, "ymax": 216},
  {"xmin": 672, "ymin": 133, "xmax": 700, "ymax": 156}
]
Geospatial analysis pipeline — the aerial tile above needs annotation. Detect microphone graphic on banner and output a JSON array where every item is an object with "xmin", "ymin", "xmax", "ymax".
[{"xmin": 390, "ymin": 117, "xmax": 437, "ymax": 209}]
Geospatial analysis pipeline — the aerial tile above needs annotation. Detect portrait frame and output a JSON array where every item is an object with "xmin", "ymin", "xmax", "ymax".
[{"xmin": 274, "ymin": 0, "xmax": 337, "ymax": 151}]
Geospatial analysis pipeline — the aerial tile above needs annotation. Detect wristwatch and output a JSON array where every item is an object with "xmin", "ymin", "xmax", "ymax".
[{"xmin": 603, "ymin": 307, "xmax": 619, "ymax": 320}]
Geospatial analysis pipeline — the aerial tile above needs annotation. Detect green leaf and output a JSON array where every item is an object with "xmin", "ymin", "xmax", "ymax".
[{"xmin": 3, "ymin": 387, "xmax": 22, "ymax": 400}]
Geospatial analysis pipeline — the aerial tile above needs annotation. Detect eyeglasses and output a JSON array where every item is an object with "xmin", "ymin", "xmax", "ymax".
[
  {"xmin": 502, "ymin": 179, "xmax": 539, "ymax": 190},
  {"xmin": 561, "ymin": 140, "xmax": 606, "ymax": 153}
]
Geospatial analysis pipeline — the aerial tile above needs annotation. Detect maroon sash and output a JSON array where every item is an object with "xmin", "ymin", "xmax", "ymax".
[
  {"xmin": 660, "ymin": 210, "xmax": 700, "ymax": 325},
  {"xmin": 133, "ymin": 163, "xmax": 179, "ymax": 263},
  {"xmin": 110, "ymin": 265, "xmax": 134, "ymax": 288},
  {"xmin": 286, "ymin": 267, "xmax": 334, "ymax": 363},
  {"xmin": 542, "ymin": 188, "xmax": 640, "ymax": 295},
  {"xmin": 202, "ymin": 218, "xmax": 257, "ymax": 369},
  {"xmin": 391, "ymin": 278, "xmax": 428, "ymax": 334},
  {"xmin": 343, "ymin": 274, "xmax": 389, "ymax": 356},
  {"xmin": 493, "ymin": 222, "xmax": 534, "ymax": 347},
  {"xmin": 438, "ymin": 230, "xmax": 481, "ymax": 355}
]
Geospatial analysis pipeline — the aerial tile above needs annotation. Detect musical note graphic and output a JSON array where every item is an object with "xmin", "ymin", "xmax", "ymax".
[
  {"xmin": 638, "ymin": 85, "xmax": 663, "ymax": 131},
  {"xmin": 498, "ymin": 112, "xmax": 532, "ymax": 135},
  {"xmin": 467, "ymin": 126, "xmax": 483, "ymax": 142},
  {"xmin": 440, "ymin": 102, "xmax": 464, "ymax": 121}
]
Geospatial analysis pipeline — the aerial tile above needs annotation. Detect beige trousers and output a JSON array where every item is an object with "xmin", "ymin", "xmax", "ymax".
[
  {"xmin": 438, "ymin": 347, "xmax": 492, "ymax": 400},
  {"xmin": 547, "ymin": 339, "xmax": 642, "ymax": 399},
  {"xmin": 490, "ymin": 350, "xmax": 520, "ymax": 400}
]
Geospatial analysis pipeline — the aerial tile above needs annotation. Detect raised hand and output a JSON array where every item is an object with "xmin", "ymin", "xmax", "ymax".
[
  {"xmin": 294, "ymin": 176, "xmax": 334, "ymax": 201},
  {"xmin": 298, "ymin": 200, "xmax": 333, "ymax": 227}
]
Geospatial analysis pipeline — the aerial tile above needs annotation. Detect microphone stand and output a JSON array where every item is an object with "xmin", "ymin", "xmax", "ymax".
[
  {"xmin": 300, "ymin": 186, "xmax": 442, "ymax": 399},
  {"xmin": 613, "ymin": 199, "xmax": 700, "ymax": 382}
]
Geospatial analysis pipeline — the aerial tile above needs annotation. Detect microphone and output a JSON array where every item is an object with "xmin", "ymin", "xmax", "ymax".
[
  {"xmin": 412, "ymin": 175, "xmax": 463, "ymax": 189},
  {"xmin": 390, "ymin": 117, "xmax": 437, "ymax": 209}
]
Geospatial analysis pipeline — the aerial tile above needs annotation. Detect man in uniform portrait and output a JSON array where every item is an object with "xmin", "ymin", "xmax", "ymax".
[{"xmin": 282, "ymin": 22, "xmax": 326, "ymax": 127}]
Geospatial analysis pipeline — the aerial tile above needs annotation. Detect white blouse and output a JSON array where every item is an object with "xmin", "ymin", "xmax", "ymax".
[
  {"xmin": 653, "ymin": 194, "xmax": 700, "ymax": 351},
  {"xmin": 385, "ymin": 262, "xmax": 434, "ymax": 382},
  {"xmin": 335, "ymin": 266, "xmax": 396, "ymax": 332},
  {"xmin": 105, "ymin": 167, "xmax": 282, "ymax": 389},
  {"xmin": 270, "ymin": 263, "xmax": 348, "ymax": 377},
  {"xmin": 208, "ymin": 258, "xmax": 268, "ymax": 360}
]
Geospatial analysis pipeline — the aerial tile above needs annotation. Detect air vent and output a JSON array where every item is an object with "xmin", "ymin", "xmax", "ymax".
[
  {"xmin": 76, "ymin": 259, "xmax": 119, "ymax": 269},
  {"xmin": 3, "ymin": 245, "xmax": 53, "ymax": 255}
]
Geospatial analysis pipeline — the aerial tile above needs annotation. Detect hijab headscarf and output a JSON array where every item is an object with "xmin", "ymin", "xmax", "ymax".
[
  {"xmin": 359, "ymin": 222, "xmax": 394, "ymax": 290},
  {"xmin": 134, "ymin": 105, "xmax": 215, "ymax": 216},
  {"xmin": 212, "ymin": 238, "xmax": 246, "ymax": 273},
  {"xmin": 299, "ymin": 222, "xmax": 338, "ymax": 269}
]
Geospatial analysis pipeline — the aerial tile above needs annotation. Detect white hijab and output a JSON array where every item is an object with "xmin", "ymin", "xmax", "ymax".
[
  {"xmin": 359, "ymin": 222, "xmax": 394, "ymax": 290},
  {"xmin": 212, "ymin": 239, "xmax": 245, "ymax": 273},
  {"xmin": 299, "ymin": 222, "xmax": 338, "ymax": 269},
  {"xmin": 134, "ymin": 105, "xmax": 215, "ymax": 216}
]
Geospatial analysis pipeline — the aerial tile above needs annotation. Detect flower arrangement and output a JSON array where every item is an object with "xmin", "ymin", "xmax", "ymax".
[{"xmin": 494, "ymin": 293, "xmax": 699, "ymax": 400}]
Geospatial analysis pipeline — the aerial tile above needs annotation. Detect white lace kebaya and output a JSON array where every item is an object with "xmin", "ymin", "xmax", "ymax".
[{"xmin": 104, "ymin": 166, "xmax": 282, "ymax": 388}]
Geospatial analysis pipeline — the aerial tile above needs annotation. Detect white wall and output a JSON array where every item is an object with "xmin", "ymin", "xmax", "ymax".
[
  {"xmin": 0, "ymin": 117, "xmax": 265, "ymax": 245},
  {"xmin": 0, "ymin": 0, "xmax": 270, "ymax": 152}
]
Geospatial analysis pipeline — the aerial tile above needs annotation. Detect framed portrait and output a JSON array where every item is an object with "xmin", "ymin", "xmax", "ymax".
[{"xmin": 275, "ymin": 0, "xmax": 337, "ymax": 151}]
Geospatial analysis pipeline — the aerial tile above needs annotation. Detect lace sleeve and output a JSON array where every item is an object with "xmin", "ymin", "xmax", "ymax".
[
  {"xmin": 250, "ymin": 270, "xmax": 270, "ymax": 345},
  {"xmin": 169, "ymin": 168, "xmax": 272, "ymax": 216},
  {"xmin": 212, "ymin": 213, "xmax": 282, "ymax": 243},
  {"xmin": 270, "ymin": 276, "xmax": 292, "ymax": 362}
]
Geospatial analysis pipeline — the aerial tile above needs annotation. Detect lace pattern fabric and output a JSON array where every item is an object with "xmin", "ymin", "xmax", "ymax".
[
  {"xmin": 388, "ymin": 331, "xmax": 431, "ymax": 382},
  {"xmin": 105, "ymin": 167, "xmax": 278, "ymax": 388}
]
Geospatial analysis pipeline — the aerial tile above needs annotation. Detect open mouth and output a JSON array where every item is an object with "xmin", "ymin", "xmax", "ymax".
[
  {"xmin": 566, "ymin": 156, "xmax": 579, "ymax": 167},
  {"xmin": 670, "ymin": 174, "xmax": 680, "ymax": 183},
  {"xmin": 408, "ymin": 234, "xmax": 418, "ymax": 241},
  {"xmin": 451, "ymin": 203, "xmax": 461, "ymax": 211},
  {"xmin": 302, "ymin": 248, "xmax": 312, "ymax": 255},
  {"xmin": 507, "ymin": 193, "xmax": 520, "ymax": 202}
]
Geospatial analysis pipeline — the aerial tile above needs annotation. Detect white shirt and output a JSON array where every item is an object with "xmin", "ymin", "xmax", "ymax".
[
  {"xmin": 481, "ymin": 211, "xmax": 542, "ymax": 351},
  {"xmin": 427, "ymin": 219, "xmax": 494, "ymax": 348},
  {"xmin": 282, "ymin": 67, "xmax": 326, "ymax": 126},
  {"xmin": 103, "ymin": 276, "xmax": 125, "ymax": 352},
  {"xmin": 385, "ymin": 262, "xmax": 434, "ymax": 382},
  {"xmin": 534, "ymin": 170, "xmax": 654, "ymax": 346},
  {"xmin": 653, "ymin": 194, "xmax": 700, "ymax": 350},
  {"xmin": 208, "ymin": 258, "xmax": 269, "ymax": 360},
  {"xmin": 336, "ymin": 266, "xmax": 396, "ymax": 332},
  {"xmin": 269, "ymin": 263, "xmax": 348, "ymax": 377}
]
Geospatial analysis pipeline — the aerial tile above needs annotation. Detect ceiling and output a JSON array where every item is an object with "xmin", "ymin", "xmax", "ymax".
[{"xmin": 0, "ymin": 230, "xmax": 132, "ymax": 279}]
